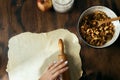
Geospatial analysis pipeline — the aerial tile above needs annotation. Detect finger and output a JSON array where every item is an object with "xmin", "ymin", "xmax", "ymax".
[
  {"xmin": 47, "ymin": 61, "xmax": 56, "ymax": 70},
  {"xmin": 49, "ymin": 59, "xmax": 64, "ymax": 71},
  {"xmin": 51, "ymin": 61, "xmax": 68, "ymax": 74},
  {"xmin": 52, "ymin": 66, "xmax": 69, "ymax": 79}
]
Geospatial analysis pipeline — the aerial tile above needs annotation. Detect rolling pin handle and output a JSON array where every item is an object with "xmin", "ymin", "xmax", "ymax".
[{"xmin": 58, "ymin": 39, "xmax": 64, "ymax": 55}]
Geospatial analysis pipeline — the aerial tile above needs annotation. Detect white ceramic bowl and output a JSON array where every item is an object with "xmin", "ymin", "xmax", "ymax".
[{"xmin": 77, "ymin": 6, "xmax": 120, "ymax": 48}]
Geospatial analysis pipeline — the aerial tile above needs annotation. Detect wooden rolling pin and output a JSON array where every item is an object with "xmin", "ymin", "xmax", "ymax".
[{"xmin": 58, "ymin": 39, "xmax": 70, "ymax": 80}]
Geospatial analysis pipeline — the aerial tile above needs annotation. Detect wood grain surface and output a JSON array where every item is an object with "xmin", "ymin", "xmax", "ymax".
[{"xmin": 0, "ymin": 0, "xmax": 120, "ymax": 80}]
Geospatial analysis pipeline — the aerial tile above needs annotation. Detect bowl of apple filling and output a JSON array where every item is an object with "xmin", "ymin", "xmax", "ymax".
[{"xmin": 77, "ymin": 6, "xmax": 120, "ymax": 48}]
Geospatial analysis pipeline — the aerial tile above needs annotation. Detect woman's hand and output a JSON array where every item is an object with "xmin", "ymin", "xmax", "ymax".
[{"xmin": 39, "ymin": 60, "xmax": 68, "ymax": 80}]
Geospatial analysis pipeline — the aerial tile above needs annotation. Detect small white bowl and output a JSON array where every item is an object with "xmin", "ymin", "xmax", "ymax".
[
  {"xmin": 52, "ymin": 0, "xmax": 74, "ymax": 13},
  {"xmin": 77, "ymin": 6, "xmax": 120, "ymax": 48}
]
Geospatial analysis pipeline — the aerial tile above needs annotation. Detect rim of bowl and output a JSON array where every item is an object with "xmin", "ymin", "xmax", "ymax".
[{"xmin": 77, "ymin": 6, "xmax": 120, "ymax": 48}]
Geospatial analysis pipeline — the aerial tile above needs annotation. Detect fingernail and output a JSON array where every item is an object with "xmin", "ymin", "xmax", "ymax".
[
  {"xmin": 53, "ymin": 61, "xmax": 57, "ymax": 64},
  {"xmin": 64, "ymin": 61, "xmax": 68, "ymax": 64}
]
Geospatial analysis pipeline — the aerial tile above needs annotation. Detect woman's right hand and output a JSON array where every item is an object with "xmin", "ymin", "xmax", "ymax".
[{"xmin": 39, "ymin": 60, "xmax": 68, "ymax": 80}]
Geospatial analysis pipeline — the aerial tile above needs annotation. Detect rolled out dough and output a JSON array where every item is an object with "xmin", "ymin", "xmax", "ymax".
[{"xmin": 6, "ymin": 29, "xmax": 82, "ymax": 80}]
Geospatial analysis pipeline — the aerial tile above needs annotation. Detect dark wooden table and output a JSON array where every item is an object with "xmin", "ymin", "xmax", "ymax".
[{"xmin": 0, "ymin": 0, "xmax": 120, "ymax": 80}]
